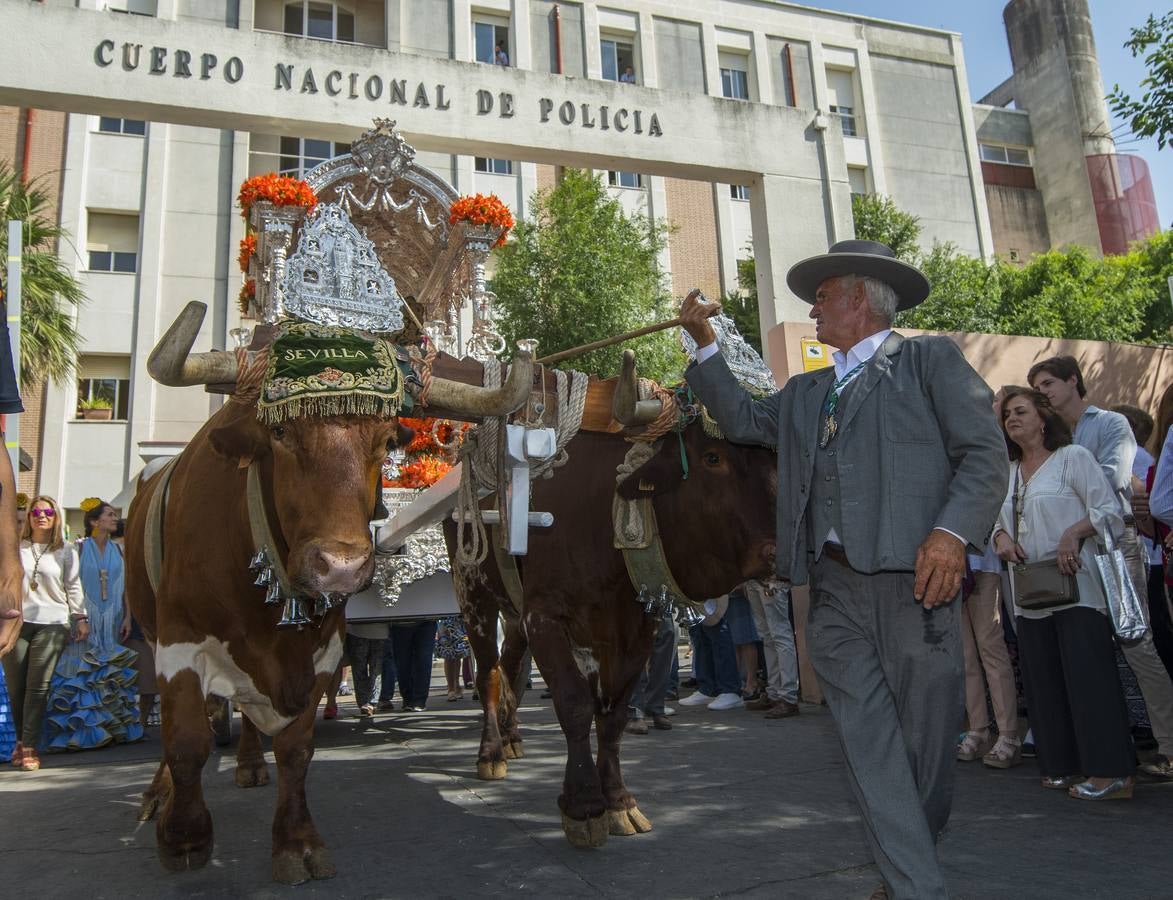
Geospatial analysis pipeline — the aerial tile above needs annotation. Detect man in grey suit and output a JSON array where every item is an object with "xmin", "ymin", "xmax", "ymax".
[{"xmin": 681, "ymin": 240, "xmax": 1007, "ymax": 900}]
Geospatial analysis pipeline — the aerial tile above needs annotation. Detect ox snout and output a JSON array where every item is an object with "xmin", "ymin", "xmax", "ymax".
[{"xmin": 292, "ymin": 541, "xmax": 375, "ymax": 595}]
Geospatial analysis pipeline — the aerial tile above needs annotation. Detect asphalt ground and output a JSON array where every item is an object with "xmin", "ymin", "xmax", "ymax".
[{"xmin": 2, "ymin": 662, "xmax": 1171, "ymax": 899}]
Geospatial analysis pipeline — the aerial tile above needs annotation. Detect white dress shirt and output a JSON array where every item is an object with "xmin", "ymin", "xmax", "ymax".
[{"xmin": 1152, "ymin": 427, "xmax": 1173, "ymax": 530}]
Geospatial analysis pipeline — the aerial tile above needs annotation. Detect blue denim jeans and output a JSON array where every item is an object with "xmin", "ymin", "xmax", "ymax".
[
  {"xmin": 390, "ymin": 620, "xmax": 437, "ymax": 708},
  {"xmin": 688, "ymin": 618, "xmax": 740, "ymax": 697}
]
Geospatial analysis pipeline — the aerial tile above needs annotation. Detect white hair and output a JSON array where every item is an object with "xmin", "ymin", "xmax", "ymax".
[{"xmin": 847, "ymin": 275, "xmax": 898, "ymax": 323}]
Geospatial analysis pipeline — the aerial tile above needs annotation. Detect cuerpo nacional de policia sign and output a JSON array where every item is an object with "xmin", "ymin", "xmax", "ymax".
[{"xmin": 92, "ymin": 38, "xmax": 664, "ymax": 138}]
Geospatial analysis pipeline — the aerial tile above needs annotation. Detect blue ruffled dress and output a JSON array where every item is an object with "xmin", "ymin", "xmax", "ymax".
[
  {"xmin": 43, "ymin": 539, "xmax": 143, "ymax": 750},
  {"xmin": 0, "ymin": 663, "xmax": 14, "ymax": 762}
]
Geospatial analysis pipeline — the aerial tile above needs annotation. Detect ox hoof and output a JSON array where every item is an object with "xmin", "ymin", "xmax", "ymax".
[
  {"xmin": 506, "ymin": 741, "xmax": 525, "ymax": 759},
  {"xmin": 477, "ymin": 760, "xmax": 508, "ymax": 780},
  {"xmin": 608, "ymin": 806, "xmax": 653, "ymax": 836},
  {"xmin": 561, "ymin": 811, "xmax": 609, "ymax": 849},
  {"xmin": 272, "ymin": 847, "xmax": 336, "ymax": 885},
  {"xmin": 234, "ymin": 763, "xmax": 270, "ymax": 788},
  {"xmin": 157, "ymin": 836, "xmax": 213, "ymax": 873}
]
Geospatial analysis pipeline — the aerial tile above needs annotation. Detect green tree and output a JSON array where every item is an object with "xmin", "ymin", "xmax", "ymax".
[
  {"xmin": 0, "ymin": 164, "xmax": 85, "ymax": 385},
  {"xmin": 1107, "ymin": 13, "xmax": 1173, "ymax": 150},
  {"xmin": 720, "ymin": 254, "xmax": 763, "ymax": 354},
  {"xmin": 491, "ymin": 169, "xmax": 681, "ymax": 381},
  {"xmin": 850, "ymin": 193, "xmax": 922, "ymax": 260}
]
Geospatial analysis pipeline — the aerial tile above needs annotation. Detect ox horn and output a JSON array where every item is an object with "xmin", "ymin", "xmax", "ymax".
[
  {"xmin": 612, "ymin": 349, "xmax": 664, "ymax": 426},
  {"xmin": 422, "ymin": 344, "xmax": 534, "ymax": 417},
  {"xmin": 147, "ymin": 301, "xmax": 240, "ymax": 387}
]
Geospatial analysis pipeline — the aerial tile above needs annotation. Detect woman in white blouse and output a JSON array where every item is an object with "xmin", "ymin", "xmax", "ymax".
[
  {"xmin": 993, "ymin": 387, "xmax": 1134, "ymax": 801},
  {"xmin": 0, "ymin": 495, "xmax": 87, "ymax": 771}
]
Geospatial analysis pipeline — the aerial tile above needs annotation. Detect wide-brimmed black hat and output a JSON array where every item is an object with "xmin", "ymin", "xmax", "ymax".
[{"xmin": 786, "ymin": 240, "xmax": 930, "ymax": 311}]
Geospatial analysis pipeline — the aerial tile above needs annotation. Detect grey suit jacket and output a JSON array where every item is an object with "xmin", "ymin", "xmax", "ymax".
[{"xmin": 686, "ymin": 333, "xmax": 1008, "ymax": 586}]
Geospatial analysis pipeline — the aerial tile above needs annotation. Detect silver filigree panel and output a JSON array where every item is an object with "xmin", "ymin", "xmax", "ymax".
[
  {"xmin": 281, "ymin": 203, "xmax": 405, "ymax": 334},
  {"xmin": 680, "ymin": 307, "xmax": 778, "ymax": 397}
]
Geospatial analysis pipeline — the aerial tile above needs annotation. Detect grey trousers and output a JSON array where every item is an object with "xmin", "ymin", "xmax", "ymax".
[
  {"xmin": 344, "ymin": 634, "xmax": 385, "ymax": 708},
  {"xmin": 1120, "ymin": 526, "xmax": 1173, "ymax": 758},
  {"xmin": 807, "ymin": 557, "xmax": 962, "ymax": 900},
  {"xmin": 745, "ymin": 580, "xmax": 799, "ymax": 703},
  {"xmin": 629, "ymin": 614, "xmax": 678, "ymax": 718}
]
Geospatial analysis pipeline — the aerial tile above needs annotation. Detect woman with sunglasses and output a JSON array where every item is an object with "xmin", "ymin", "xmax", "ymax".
[
  {"xmin": 1, "ymin": 496, "xmax": 86, "ymax": 771},
  {"xmin": 43, "ymin": 499, "xmax": 143, "ymax": 750}
]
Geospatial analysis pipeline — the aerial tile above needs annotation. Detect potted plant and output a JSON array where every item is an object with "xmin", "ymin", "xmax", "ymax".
[{"xmin": 78, "ymin": 397, "xmax": 114, "ymax": 421}]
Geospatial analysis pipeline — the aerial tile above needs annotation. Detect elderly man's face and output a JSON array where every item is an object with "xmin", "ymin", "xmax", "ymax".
[{"xmin": 808, "ymin": 276, "xmax": 865, "ymax": 350}]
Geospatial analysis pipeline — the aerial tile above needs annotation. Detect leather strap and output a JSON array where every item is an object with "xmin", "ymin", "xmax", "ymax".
[
  {"xmin": 618, "ymin": 496, "xmax": 701, "ymax": 609},
  {"xmin": 144, "ymin": 455, "xmax": 182, "ymax": 595},
  {"xmin": 247, "ymin": 461, "xmax": 294, "ymax": 596},
  {"xmin": 489, "ymin": 523, "xmax": 525, "ymax": 620}
]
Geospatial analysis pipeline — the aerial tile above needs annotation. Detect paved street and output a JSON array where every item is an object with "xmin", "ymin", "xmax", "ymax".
[{"xmin": 2, "ymin": 666, "xmax": 1171, "ymax": 899}]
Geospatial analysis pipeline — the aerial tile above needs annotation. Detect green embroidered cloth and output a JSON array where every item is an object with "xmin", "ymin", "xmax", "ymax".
[{"xmin": 257, "ymin": 322, "xmax": 413, "ymax": 424}]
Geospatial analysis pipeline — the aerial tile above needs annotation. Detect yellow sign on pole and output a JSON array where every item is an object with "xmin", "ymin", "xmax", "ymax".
[{"xmin": 800, "ymin": 338, "xmax": 832, "ymax": 372}]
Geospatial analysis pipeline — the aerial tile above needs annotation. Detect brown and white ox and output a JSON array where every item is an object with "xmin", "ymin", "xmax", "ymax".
[
  {"xmin": 446, "ymin": 351, "xmax": 777, "ymax": 847},
  {"xmin": 124, "ymin": 302, "xmax": 532, "ymax": 883}
]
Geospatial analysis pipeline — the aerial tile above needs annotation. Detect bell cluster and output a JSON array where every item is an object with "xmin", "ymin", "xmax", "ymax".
[
  {"xmin": 635, "ymin": 583, "xmax": 704, "ymax": 627},
  {"xmin": 250, "ymin": 548, "xmax": 346, "ymax": 630}
]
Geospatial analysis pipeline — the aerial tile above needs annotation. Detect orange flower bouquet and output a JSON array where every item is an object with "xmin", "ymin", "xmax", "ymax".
[
  {"xmin": 384, "ymin": 417, "xmax": 469, "ymax": 488},
  {"xmin": 236, "ymin": 174, "xmax": 316, "ymax": 314},
  {"xmin": 449, "ymin": 193, "xmax": 514, "ymax": 247},
  {"xmin": 387, "ymin": 456, "xmax": 452, "ymax": 489}
]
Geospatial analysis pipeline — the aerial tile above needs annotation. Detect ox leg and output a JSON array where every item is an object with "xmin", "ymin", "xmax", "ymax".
[
  {"xmin": 155, "ymin": 670, "xmax": 214, "ymax": 872},
  {"xmin": 463, "ymin": 599, "xmax": 510, "ymax": 780},
  {"xmin": 235, "ymin": 714, "xmax": 270, "ymax": 788},
  {"xmin": 526, "ymin": 614, "xmax": 609, "ymax": 849},
  {"xmin": 596, "ymin": 663, "xmax": 654, "ymax": 837},
  {"xmin": 138, "ymin": 759, "xmax": 173, "ymax": 822},
  {"xmin": 497, "ymin": 614, "xmax": 529, "ymax": 761},
  {"xmin": 270, "ymin": 689, "xmax": 335, "ymax": 884}
]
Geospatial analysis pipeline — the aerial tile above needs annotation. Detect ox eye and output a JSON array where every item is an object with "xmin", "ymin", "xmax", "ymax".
[
  {"xmin": 704, "ymin": 452, "xmax": 721, "ymax": 466},
  {"xmin": 271, "ymin": 425, "xmax": 286, "ymax": 440}
]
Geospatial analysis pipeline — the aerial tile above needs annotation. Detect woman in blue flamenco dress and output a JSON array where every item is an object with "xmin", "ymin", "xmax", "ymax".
[{"xmin": 43, "ymin": 500, "xmax": 143, "ymax": 750}]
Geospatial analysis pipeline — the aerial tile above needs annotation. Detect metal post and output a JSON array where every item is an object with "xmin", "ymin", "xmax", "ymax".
[{"xmin": 5, "ymin": 220, "xmax": 21, "ymax": 475}]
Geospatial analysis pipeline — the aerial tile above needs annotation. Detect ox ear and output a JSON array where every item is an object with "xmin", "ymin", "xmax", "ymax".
[
  {"xmin": 616, "ymin": 443, "xmax": 683, "ymax": 500},
  {"xmin": 208, "ymin": 412, "xmax": 271, "ymax": 464}
]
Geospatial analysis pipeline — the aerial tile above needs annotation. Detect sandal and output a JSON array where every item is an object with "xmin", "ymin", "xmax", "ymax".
[
  {"xmin": 982, "ymin": 736, "xmax": 1022, "ymax": 769},
  {"xmin": 20, "ymin": 748, "xmax": 40, "ymax": 771},
  {"xmin": 447, "ymin": 689, "xmax": 459, "ymax": 702},
  {"xmin": 10, "ymin": 742, "xmax": 22, "ymax": 767},
  {"xmin": 956, "ymin": 729, "xmax": 994, "ymax": 761}
]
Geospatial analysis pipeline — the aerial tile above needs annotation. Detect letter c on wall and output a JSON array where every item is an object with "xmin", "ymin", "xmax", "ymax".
[{"xmin": 95, "ymin": 39, "xmax": 115, "ymax": 67}]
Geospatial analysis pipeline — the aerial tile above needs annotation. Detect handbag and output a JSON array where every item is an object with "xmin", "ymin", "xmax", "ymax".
[
  {"xmin": 1008, "ymin": 465, "xmax": 1079, "ymax": 611},
  {"xmin": 1092, "ymin": 531, "xmax": 1149, "ymax": 642}
]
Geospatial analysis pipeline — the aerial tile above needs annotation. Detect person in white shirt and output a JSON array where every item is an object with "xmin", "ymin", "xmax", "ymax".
[
  {"xmin": 1, "ymin": 495, "xmax": 87, "ymax": 770},
  {"xmin": 993, "ymin": 387, "xmax": 1134, "ymax": 799}
]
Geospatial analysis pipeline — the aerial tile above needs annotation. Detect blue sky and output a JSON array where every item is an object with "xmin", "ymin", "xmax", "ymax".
[{"xmin": 816, "ymin": 0, "xmax": 1171, "ymax": 230}]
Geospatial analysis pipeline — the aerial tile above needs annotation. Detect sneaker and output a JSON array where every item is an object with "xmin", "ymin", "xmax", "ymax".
[
  {"xmin": 707, "ymin": 692, "xmax": 743, "ymax": 711},
  {"xmin": 323, "ymin": 703, "xmax": 338, "ymax": 720},
  {"xmin": 1139, "ymin": 755, "xmax": 1173, "ymax": 778},
  {"xmin": 678, "ymin": 691, "xmax": 715, "ymax": 707},
  {"xmin": 338, "ymin": 682, "xmax": 352, "ymax": 696},
  {"xmin": 626, "ymin": 717, "xmax": 649, "ymax": 735},
  {"xmin": 661, "ymin": 706, "xmax": 676, "ymax": 717}
]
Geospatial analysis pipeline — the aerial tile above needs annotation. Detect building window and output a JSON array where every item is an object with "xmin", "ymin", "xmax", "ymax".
[
  {"xmin": 721, "ymin": 67, "xmax": 749, "ymax": 101},
  {"xmin": 278, "ymin": 137, "xmax": 350, "ymax": 179},
  {"xmin": 730, "ymin": 185, "xmax": 750, "ymax": 201},
  {"xmin": 284, "ymin": 1, "xmax": 354, "ymax": 42},
  {"xmin": 475, "ymin": 157, "xmax": 514, "ymax": 176},
  {"xmin": 97, "ymin": 117, "xmax": 146, "ymax": 136},
  {"xmin": 847, "ymin": 166, "xmax": 868, "ymax": 197},
  {"xmin": 830, "ymin": 105, "xmax": 857, "ymax": 137},
  {"xmin": 826, "ymin": 69, "xmax": 860, "ymax": 137},
  {"xmin": 106, "ymin": 0, "xmax": 157, "ymax": 14},
  {"xmin": 602, "ymin": 38, "xmax": 636, "ymax": 83},
  {"xmin": 474, "ymin": 20, "xmax": 510, "ymax": 65},
  {"xmin": 979, "ymin": 143, "xmax": 1031, "ymax": 166},
  {"xmin": 86, "ymin": 212, "xmax": 139, "ymax": 274},
  {"xmin": 608, "ymin": 171, "xmax": 642, "ymax": 189},
  {"xmin": 76, "ymin": 357, "xmax": 131, "ymax": 421}
]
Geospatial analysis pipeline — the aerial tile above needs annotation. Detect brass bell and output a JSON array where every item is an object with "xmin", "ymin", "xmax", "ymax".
[
  {"xmin": 254, "ymin": 566, "xmax": 274, "ymax": 588},
  {"xmin": 264, "ymin": 581, "xmax": 283, "ymax": 606},
  {"xmin": 249, "ymin": 548, "xmax": 269, "ymax": 572}
]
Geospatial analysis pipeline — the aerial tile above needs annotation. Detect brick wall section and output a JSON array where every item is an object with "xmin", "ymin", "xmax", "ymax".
[
  {"xmin": 535, "ymin": 163, "xmax": 556, "ymax": 194},
  {"xmin": 0, "ymin": 106, "xmax": 70, "ymax": 496},
  {"xmin": 663, "ymin": 177, "xmax": 721, "ymax": 300}
]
